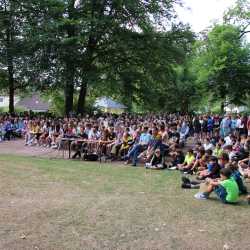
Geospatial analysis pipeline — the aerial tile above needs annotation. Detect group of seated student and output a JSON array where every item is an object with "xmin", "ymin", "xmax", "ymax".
[
  {"xmin": 175, "ymin": 125, "xmax": 250, "ymax": 204},
  {"xmin": 1, "ymin": 112, "xmax": 250, "ymax": 204},
  {"xmin": 0, "ymin": 116, "xmax": 26, "ymax": 141}
]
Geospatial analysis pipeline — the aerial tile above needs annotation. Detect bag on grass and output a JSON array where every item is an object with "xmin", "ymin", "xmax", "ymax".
[{"xmin": 83, "ymin": 153, "xmax": 98, "ymax": 161}]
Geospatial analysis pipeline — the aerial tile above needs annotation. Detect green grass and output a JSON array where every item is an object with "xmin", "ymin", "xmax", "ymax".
[{"xmin": 0, "ymin": 155, "xmax": 249, "ymax": 250}]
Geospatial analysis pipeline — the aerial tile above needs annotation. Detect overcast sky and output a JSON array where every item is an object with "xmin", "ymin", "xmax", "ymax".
[{"xmin": 176, "ymin": 0, "xmax": 236, "ymax": 32}]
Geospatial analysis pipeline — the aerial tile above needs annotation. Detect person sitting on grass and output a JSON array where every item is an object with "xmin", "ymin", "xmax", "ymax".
[
  {"xmin": 213, "ymin": 143, "xmax": 223, "ymax": 158},
  {"xmin": 203, "ymin": 137, "xmax": 214, "ymax": 151},
  {"xmin": 218, "ymin": 152, "xmax": 230, "ymax": 168},
  {"xmin": 190, "ymin": 147, "xmax": 206, "ymax": 174},
  {"xmin": 194, "ymin": 168, "xmax": 239, "ymax": 204},
  {"xmin": 0, "ymin": 120, "xmax": 5, "ymax": 142},
  {"xmin": 118, "ymin": 130, "xmax": 133, "ymax": 159},
  {"xmin": 145, "ymin": 148, "xmax": 166, "ymax": 170},
  {"xmin": 228, "ymin": 163, "xmax": 248, "ymax": 195},
  {"xmin": 196, "ymin": 156, "xmax": 221, "ymax": 180},
  {"xmin": 238, "ymin": 156, "xmax": 250, "ymax": 179},
  {"xmin": 123, "ymin": 126, "xmax": 152, "ymax": 166},
  {"xmin": 170, "ymin": 149, "xmax": 195, "ymax": 171},
  {"xmin": 138, "ymin": 127, "xmax": 162, "ymax": 163},
  {"xmin": 168, "ymin": 148, "xmax": 185, "ymax": 168},
  {"xmin": 223, "ymin": 145, "xmax": 235, "ymax": 161}
]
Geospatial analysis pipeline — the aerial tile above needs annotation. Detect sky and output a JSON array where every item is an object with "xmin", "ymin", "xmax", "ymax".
[{"xmin": 176, "ymin": 0, "xmax": 237, "ymax": 32}]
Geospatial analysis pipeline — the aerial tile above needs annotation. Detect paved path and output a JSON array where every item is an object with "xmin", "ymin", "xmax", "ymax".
[
  {"xmin": 0, "ymin": 140, "xmax": 63, "ymax": 159},
  {"xmin": 0, "ymin": 138, "xmax": 195, "ymax": 159}
]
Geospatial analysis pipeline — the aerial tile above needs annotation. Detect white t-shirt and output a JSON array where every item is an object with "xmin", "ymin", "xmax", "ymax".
[
  {"xmin": 225, "ymin": 136, "xmax": 233, "ymax": 146},
  {"xmin": 204, "ymin": 143, "xmax": 214, "ymax": 151}
]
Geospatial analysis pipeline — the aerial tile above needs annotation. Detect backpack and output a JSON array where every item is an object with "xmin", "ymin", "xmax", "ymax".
[{"xmin": 83, "ymin": 153, "xmax": 98, "ymax": 161}]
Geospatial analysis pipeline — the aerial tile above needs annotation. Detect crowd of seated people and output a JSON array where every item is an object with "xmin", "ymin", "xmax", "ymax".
[
  {"xmin": 1, "ymin": 113, "xmax": 250, "ymax": 204},
  {"xmin": 175, "ymin": 115, "xmax": 250, "ymax": 205}
]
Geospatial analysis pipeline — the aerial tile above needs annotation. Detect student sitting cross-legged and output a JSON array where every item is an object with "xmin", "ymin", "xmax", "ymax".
[
  {"xmin": 194, "ymin": 168, "xmax": 239, "ymax": 204},
  {"xmin": 145, "ymin": 148, "xmax": 166, "ymax": 170},
  {"xmin": 173, "ymin": 149, "xmax": 195, "ymax": 172}
]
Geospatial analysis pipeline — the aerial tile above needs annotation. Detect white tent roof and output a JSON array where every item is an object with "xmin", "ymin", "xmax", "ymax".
[{"xmin": 94, "ymin": 97, "xmax": 127, "ymax": 109}]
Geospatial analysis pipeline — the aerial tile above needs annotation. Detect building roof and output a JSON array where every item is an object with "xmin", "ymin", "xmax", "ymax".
[
  {"xmin": 16, "ymin": 94, "xmax": 49, "ymax": 112},
  {"xmin": 94, "ymin": 97, "xmax": 127, "ymax": 109}
]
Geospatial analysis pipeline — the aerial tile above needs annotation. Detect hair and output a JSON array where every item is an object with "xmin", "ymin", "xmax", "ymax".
[
  {"xmin": 224, "ymin": 145, "xmax": 233, "ymax": 151},
  {"xmin": 210, "ymin": 156, "xmax": 218, "ymax": 163},
  {"xmin": 199, "ymin": 148, "xmax": 205, "ymax": 155},
  {"xmin": 220, "ymin": 152, "xmax": 229, "ymax": 162},
  {"xmin": 205, "ymin": 149, "xmax": 213, "ymax": 156},
  {"xmin": 220, "ymin": 168, "xmax": 232, "ymax": 179},
  {"xmin": 226, "ymin": 162, "xmax": 238, "ymax": 172}
]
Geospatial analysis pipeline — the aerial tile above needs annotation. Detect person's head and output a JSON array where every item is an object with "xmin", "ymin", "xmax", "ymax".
[
  {"xmin": 152, "ymin": 127, "xmax": 159, "ymax": 137},
  {"xmin": 224, "ymin": 145, "xmax": 233, "ymax": 153},
  {"xmin": 155, "ymin": 148, "xmax": 161, "ymax": 156},
  {"xmin": 187, "ymin": 149, "xmax": 193, "ymax": 156},
  {"xmin": 205, "ymin": 149, "xmax": 213, "ymax": 157},
  {"xmin": 220, "ymin": 168, "xmax": 232, "ymax": 181},
  {"xmin": 209, "ymin": 156, "xmax": 218, "ymax": 165},
  {"xmin": 199, "ymin": 148, "xmax": 205, "ymax": 156},
  {"xmin": 219, "ymin": 138, "xmax": 225, "ymax": 145},
  {"xmin": 176, "ymin": 149, "xmax": 182, "ymax": 156},
  {"xmin": 226, "ymin": 162, "xmax": 238, "ymax": 172},
  {"xmin": 160, "ymin": 124, "xmax": 165, "ymax": 131},
  {"xmin": 219, "ymin": 153, "xmax": 229, "ymax": 166}
]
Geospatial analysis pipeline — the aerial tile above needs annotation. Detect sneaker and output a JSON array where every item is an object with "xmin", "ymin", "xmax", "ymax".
[
  {"xmin": 181, "ymin": 183, "xmax": 191, "ymax": 189},
  {"xmin": 194, "ymin": 192, "xmax": 208, "ymax": 200},
  {"xmin": 169, "ymin": 166, "xmax": 177, "ymax": 170},
  {"xmin": 182, "ymin": 176, "xmax": 191, "ymax": 184}
]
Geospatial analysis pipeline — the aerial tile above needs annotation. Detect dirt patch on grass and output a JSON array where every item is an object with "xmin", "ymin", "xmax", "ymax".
[
  {"xmin": 0, "ymin": 140, "xmax": 62, "ymax": 159},
  {"xmin": 0, "ymin": 155, "xmax": 250, "ymax": 250}
]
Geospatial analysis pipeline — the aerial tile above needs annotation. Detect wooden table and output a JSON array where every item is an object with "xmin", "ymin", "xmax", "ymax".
[{"xmin": 60, "ymin": 138, "xmax": 111, "ymax": 160}]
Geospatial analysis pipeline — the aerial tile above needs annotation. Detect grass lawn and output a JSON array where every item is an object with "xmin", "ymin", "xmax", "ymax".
[{"xmin": 0, "ymin": 155, "xmax": 249, "ymax": 250}]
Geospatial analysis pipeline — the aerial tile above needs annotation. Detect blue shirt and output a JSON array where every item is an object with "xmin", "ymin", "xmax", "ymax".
[{"xmin": 139, "ymin": 133, "xmax": 152, "ymax": 145}]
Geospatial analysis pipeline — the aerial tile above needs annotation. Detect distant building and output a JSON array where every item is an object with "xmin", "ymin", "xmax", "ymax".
[
  {"xmin": 0, "ymin": 96, "xmax": 20, "ymax": 108},
  {"xmin": 16, "ymin": 94, "xmax": 49, "ymax": 112}
]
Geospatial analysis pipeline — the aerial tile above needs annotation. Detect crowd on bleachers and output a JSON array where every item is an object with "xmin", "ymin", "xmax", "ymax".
[{"xmin": 0, "ymin": 113, "xmax": 250, "ymax": 204}]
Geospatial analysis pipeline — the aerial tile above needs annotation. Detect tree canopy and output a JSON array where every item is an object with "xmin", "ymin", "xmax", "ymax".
[{"xmin": 0, "ymin": 0, "xmax": 249, "ymax": 115}]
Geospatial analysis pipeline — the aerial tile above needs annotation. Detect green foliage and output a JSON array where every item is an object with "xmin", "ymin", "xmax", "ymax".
[
  {"xmin": 192, "ymin": 24, "xmax": 250, "ymax": 108},
  {"xmin": 1, "ymin": 0, "xmax": 248, "ymax": 115}
]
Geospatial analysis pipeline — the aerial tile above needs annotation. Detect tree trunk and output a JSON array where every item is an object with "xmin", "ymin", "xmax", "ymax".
[
  {"xmin": 6, "ymin": 13, "xmax": 15, "ymax": 114},
  {"xmin": 122, "ymin": 77, "xmax": 133, "ymax": 112},
  {"xmin": 8, "ymin": 73, "xmax": 15, "ymax": 114},
  {"xmin": 7, "ymin": 43, "xmax": 15, "ymax": 113},
  {"xmin": 220, "ymin": 101, "xmax": 225, "ymax": 114},
  {"xmin": 64, "ymin": 64, "xmax": 75, "ymax": 117},
  {"xmin": 64, "ymin": 1, "xmax": 76, "ymax": 117},
  {"xmin": 77, "ymin": 82, "xmax": 87, "ymax": 115}
]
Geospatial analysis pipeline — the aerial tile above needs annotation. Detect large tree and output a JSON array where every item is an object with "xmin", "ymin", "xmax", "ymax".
[
  {"xmin": 193, "ymin": 24, "xmax": 250, "ymax": 112},
  {"xmin": 0, "ymin": 0, "xmax": 25, "ymax": 113},
  {"xmin": 0, "ymin": 0, "xmax": 196, "ymax": 115}
]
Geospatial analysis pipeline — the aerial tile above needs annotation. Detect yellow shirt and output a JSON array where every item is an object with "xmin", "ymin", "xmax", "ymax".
[{"xmin": 184, "ymin": 154, "xmax": 195, "ymax": 165}]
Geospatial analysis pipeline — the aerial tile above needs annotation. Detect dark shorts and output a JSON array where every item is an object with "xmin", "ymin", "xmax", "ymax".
[{"xmin": 214, "ymin": 185, "xmax": 236, "ymax": 204}]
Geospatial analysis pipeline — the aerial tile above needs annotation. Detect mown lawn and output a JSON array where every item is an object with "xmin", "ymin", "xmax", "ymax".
[{"xmin": 0, "ymin": 155, "xmax": 249, "ymax": 250}]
